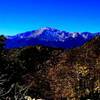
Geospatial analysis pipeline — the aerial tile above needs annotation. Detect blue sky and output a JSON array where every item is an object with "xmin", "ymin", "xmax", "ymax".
[{"xmin": 0, "ymin": 0, "xmax": 100, "ymax": 35}]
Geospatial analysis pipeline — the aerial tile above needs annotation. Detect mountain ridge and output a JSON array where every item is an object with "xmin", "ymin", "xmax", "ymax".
[{"xmin": 4, "ymin": 27, "xmax": 99, "ymax": 49}]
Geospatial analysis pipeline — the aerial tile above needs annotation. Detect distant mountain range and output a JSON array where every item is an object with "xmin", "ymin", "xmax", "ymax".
[{"xmin": 4, "ymin": 27, "xmax": 99, "ymax": 49}]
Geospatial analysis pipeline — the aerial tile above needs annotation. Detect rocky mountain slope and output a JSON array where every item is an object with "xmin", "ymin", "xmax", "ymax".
[{"xmin": 0, "ymin": 34, "xmax": 99, "ymax": 100}]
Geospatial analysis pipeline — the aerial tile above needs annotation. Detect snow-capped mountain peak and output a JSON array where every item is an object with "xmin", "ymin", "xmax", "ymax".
[{"xmin": 4, "ymin": 27, "xmax": 98, "ymax": 49}]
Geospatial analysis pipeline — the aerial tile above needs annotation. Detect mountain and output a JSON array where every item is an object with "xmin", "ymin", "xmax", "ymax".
[
  {"xmin": 0, "ymin": 34, "xmax": 99, "ymax": 99},
  {"xmin": 4, "ymin": 27, "xmax": 98, "ymax": 49}
]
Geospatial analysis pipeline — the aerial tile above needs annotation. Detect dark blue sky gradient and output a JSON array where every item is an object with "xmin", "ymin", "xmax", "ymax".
[{"xmin": 0, "ymin": 0, "xmax": 100, "ymax": 35}]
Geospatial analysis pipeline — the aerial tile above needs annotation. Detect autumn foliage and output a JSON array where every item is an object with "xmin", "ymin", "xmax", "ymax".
[{"xmin": 0, "ymin": 35, "xmax": 99, "ymax": 100}]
